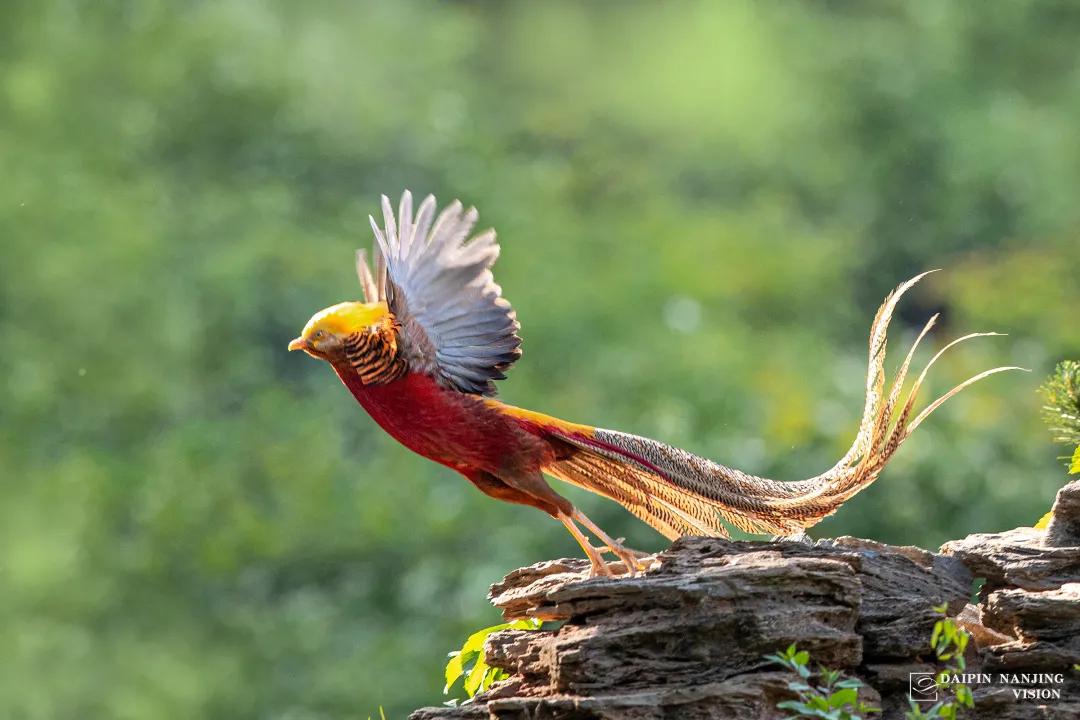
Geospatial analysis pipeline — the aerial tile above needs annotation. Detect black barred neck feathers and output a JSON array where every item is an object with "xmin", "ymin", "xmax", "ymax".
[{"xmin": 343, "ymin": 324, "xmax": 408, "ymax": 385}]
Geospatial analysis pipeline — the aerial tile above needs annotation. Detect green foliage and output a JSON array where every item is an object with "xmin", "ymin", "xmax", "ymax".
[
  {"xmin": 906, "ymin": 604, "xmax": 975, "ymax": 720},
  {"xmin": 443, "ymin": 619, "xmax": 542, "ymax": 701},
  {"xmin": 1039, "ymin": 360, "xmax": 1080, "ymax": 462},
  {"xmin": 3, "ymin": 1, "xmax": 1079, "ymax": 717},
  {"xmin": 1035, "ymin": 361, "xmax": 1080, "ymax": 523},
  {"xmin": 766, "ymin": 644, "xmax": 880, "ymax": 720}
]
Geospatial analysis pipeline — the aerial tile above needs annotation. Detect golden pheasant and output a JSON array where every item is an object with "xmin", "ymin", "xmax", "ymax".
[{"xmin": 289, "ymin": 191, "xmax": 1017, "ymax": 576}]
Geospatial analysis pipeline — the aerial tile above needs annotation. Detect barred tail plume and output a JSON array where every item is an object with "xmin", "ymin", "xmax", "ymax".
[{"xmin": 536, "ymin": 271, "xmax": 1022, "ymax": 540}]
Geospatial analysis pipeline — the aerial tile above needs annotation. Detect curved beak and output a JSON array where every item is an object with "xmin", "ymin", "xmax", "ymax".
[{"xmin": 287, "ymin": 336, "xmax": 307, "ymax": 352}]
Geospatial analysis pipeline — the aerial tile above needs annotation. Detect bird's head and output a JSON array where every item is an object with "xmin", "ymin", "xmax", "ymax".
[{"xmin": 288, "ymin": 301, "xmax": 391, "ymax": 361}]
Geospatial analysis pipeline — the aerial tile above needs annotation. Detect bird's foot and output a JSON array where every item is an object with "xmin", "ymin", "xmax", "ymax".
[
  {"xmin": 581, "ymin": 542, "xmax": 645, "ymax": 577},
  {"xmin": 598, "ymin": 537, "xmax": 652, "ymax": 575},
  {"xmin": 567, "ymin": 509, "xmax": 653, "ymax": 577},
  {"xmin": 586, "ymin": 556, "xmax": 617, "ymax": 578}
]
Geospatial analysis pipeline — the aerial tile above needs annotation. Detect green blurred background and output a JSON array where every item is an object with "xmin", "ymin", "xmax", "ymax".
[{"xmin": 3, "ymin": 1, "xmax": 1079, "ymax": 717}]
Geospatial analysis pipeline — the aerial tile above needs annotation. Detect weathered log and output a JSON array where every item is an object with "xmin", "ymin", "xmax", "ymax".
[
  {"xmin": 941, "ymin": 527, "xmax": 1080, "ymax": 593},
  {"xmin": 412, "ymin": 480, "xmax": 1080, "ymax": 719},
  {"xmin": 1045, "ymin": 481, "xmax": 1080, "ymax": 547}
]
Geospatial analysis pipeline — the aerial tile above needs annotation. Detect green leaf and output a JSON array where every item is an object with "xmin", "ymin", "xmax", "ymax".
[
  {"xmin": 904, "ymin": 702, "xmax": 925, "ymax": 719},
  {"xmin": 443, "ymin": 651, "xmax": 466, "ymax": 694},
  {"xmin": 508, "ymin": 617, "xmax": 543, "ymax": 631},
  {"xmin": 1034, "ymin": 510, "xmax": 1054, "ymax": 529},
  {"xmin": 444, "ymin": 619, "xmax": 542, "ymax": 696},
  {"xmin": 463, "ymin": 624, "xmax": 503, "ymax": 654},
  {"xmin": 777, "ymin": 700, "xmax": 817, "ymax": 712},
  {"xmin": 836, "ymin": 678, "xmax": 864, "ymax": 689},
  {"xmin": 463, "ymin": 656, "xmax": 489, "ymax": 697},
  {"xmin": 828, "ymin": 687, "xmax": 858, "ymax": 709},
  {"xmin": 479, "ymin": 666, "xmax": 505, "ymax": 694},
  {"xmin": 1070, "ymin": 445, "xmax": 1080, "ymax": 474},
  {"xmin": 794, "ymin": 650, "xmax": 811, "ymax": 666},
  {"xmin": 930, "ymin": 620, "xmax": 943, "ymax": 649}
]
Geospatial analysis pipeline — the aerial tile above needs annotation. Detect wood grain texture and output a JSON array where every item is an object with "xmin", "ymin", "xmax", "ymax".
[{"xmin": 412, "ymin": 481, "xmax": 1080, "ymax": 720}]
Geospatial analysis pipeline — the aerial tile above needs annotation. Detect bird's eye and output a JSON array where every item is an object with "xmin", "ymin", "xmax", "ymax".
[{"xmin": 312, "ymin": 330, "xmax": 325, "ymax": 341}]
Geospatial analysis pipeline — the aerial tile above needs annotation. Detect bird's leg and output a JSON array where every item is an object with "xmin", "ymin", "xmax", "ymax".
[
  {"xmin": 571, "ymin": 508, "xmax": 651, "ymax": 575},
  {"xmin": 602, "ymin": 538, "xmax": 652, "ymax": 560},
  {"xmin": 557, "ymin": 512, "xmax": 615, "ymax": 577},
  {"xmin": 489, "ymin": 469, "xmax": 635, "ymax": 578}
]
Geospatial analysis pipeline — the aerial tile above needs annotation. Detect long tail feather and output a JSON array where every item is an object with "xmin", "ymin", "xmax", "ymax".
[{"xmin": 526, "ymin": 272, "xmax": 1021, "ymax": 540}]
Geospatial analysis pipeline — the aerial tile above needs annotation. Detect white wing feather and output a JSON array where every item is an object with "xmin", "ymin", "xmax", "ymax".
[{"xmin": 360, "ymin": 191, "xmax": 522, "ymax": 395}]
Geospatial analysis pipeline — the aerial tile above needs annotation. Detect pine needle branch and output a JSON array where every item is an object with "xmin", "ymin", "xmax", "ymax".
[{"xmin": 1039, "ymin": 360, "xmax": 1080, "ymax": 454}]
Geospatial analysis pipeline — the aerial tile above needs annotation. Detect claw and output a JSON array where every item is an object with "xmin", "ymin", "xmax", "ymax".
[
  {"xmin": 595, "ymin": 535, "xmax": 653, "ymax": 575},
  {"xmin": 587, "ymin": 558, "xmax": 617, "ymax": 578},
  {"xmin": 562, "ymin": 509, "xmax": 654, "ymax": 578}
]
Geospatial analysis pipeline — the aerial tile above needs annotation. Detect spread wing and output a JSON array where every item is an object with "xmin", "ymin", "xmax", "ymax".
[{"xmin": 359, "ymin": 191, "xmax": 522, "ymax": 396}]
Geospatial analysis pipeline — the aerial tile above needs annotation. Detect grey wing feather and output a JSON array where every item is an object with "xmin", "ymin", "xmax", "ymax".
[{"xmin": 357, "ymin": 190, "xmax": 522, "ymax": 395}]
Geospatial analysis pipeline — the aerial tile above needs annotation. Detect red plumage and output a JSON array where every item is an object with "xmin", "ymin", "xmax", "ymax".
[{"xmin": 333, "ymin": 364, "xmax": 554, "ymax": 480}]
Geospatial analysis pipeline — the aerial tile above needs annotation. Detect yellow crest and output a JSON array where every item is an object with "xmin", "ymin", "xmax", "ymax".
[{"xmin": 300, "ymin": 301, "xmax": 390, "ymax": 338}]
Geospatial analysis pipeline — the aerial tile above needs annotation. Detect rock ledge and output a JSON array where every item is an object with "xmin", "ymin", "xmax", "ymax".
[{"xmin": 412, "ymin": 481, "xmax": 1080, "ymax": 719}]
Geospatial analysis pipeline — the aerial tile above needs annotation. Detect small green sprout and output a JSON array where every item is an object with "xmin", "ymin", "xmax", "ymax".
[
  {"xmin": 443, "ymin": 618, "xmax": 542, "ymax": 700},
  {"xmin": 766, "ymin": 643, "xmax": 880, "ymax": 719},
  {"xmin": 906, "ymin": 604, "xmax": 974, "ymax": 720}
]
